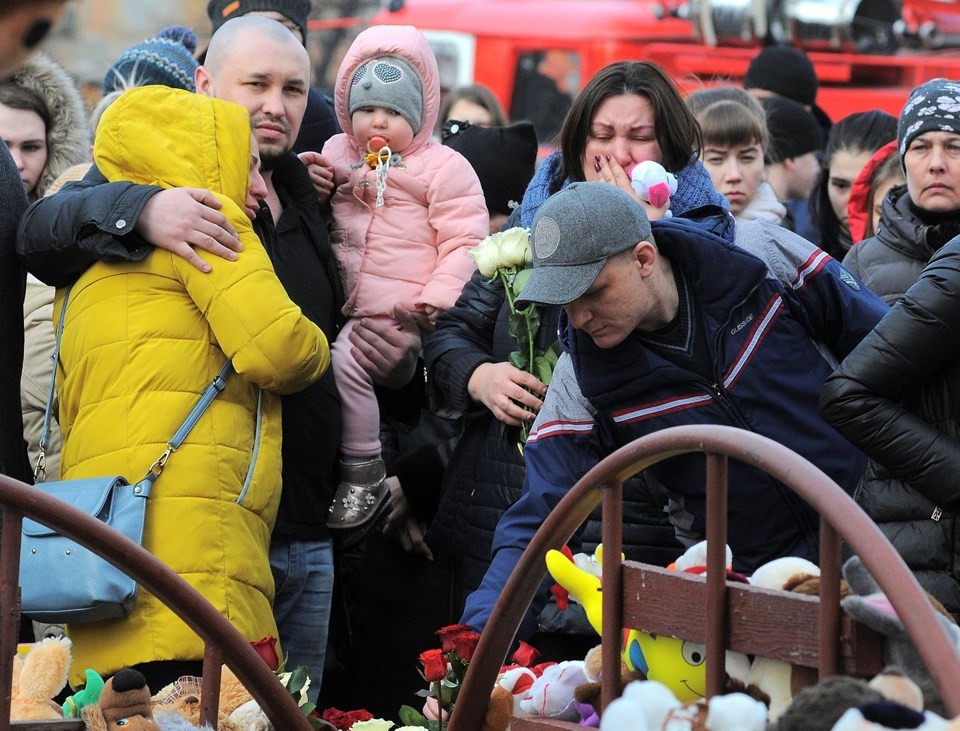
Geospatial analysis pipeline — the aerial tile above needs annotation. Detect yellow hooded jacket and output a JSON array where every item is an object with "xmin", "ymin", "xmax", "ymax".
[{"xmin": 55, "ymin": 86, "xmax": 329, "ymax": 684}]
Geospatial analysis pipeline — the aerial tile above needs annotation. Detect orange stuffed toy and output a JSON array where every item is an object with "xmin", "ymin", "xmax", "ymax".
[{"xmin": 10, "ymin": 636, "xmax": 71, "ymax": 721}]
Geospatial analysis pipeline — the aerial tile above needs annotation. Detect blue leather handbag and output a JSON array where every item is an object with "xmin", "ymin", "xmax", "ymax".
[
  {"xmin": 19, "ymin": 287, "xmax": 234, "ymax": 624},
  {"xmin": 20, "ymin": 476, "xmax": 151, "ymax": 623}
]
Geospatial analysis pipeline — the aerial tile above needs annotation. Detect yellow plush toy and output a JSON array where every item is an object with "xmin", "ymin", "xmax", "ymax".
[
  {"xmin": 546, "ymin": 546, "xmax": 752, "ymax": 703},
  {"xmin": 10, "ymin": 636, "xmax": 72, "ymax": 721}
]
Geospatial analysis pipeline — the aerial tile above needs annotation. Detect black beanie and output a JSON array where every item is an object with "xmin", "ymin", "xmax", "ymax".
[
  {"xmin": 207, "ymin": 0, "xmax": 311, "ymax": 42},
  {"xmin": 442, "ymin": 120, "xmax": 538, "ymax": 216},
  {"xmin": 743, "ymin": 45, "xmax": 818, "ymax": 107},
  {"xmin": 761, "ymin": 96, "xmax": 824, "ymax": 162}
]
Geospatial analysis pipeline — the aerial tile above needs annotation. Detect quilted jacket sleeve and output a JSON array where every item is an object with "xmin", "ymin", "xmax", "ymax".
[
  {"xmin": 175, "ymin": 199, "xmax": 329, "ymax": 395},
  {"xmin": 17, "ymin": 166, "xmax": 161, "ymax": 287},
  {"xmin": 735, "ymin": 219, "xmax": 889, "ymax": 362},
  {"xmin": 423, "ymin": 269, "xmax": 504, "ymax": 416},
  {"xmin": 419, "ymin": 150, "xmax": 488, "ymax": 310},
  {"xmin": 820, "ymin": 238, "xmax": 960, "ymax": 509}
]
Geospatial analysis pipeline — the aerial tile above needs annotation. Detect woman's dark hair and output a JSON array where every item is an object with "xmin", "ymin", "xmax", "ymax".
[
  {"xmin": 437, "ymin": 83, "xmax": 508, "ymax": 135},
  {"xmin": 0, "ymin": 82, "xmax": 50, "ymax": 133},
  {"xmin": 809, "ymin": 109, "xmax": 897, "ymax": 255},
  {"xmin": 557, "ymin": 61, "xmax": 702, "ymax": 190}
]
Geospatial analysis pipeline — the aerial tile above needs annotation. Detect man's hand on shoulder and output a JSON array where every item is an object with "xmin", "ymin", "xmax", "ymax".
[{"xmin": 135, "ymin": 188, "xmax": 243, "ymax": 273}]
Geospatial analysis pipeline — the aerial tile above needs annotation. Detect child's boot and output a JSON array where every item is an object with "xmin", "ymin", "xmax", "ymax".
[{"xmin": 327, "ymin": 457, "xmax": 389, "ymax": 547}]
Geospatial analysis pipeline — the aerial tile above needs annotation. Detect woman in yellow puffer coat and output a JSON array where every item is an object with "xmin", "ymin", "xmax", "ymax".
[{"xmin": 53, "ymin": 86, "xmax": 330, "ymax": 688}]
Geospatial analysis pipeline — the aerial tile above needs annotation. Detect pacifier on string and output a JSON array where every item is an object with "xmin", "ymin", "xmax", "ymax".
[
  {"xmin": 364, "ymin": 135, "xmax": 393, "ymax": 207},
  {"xmin": 363, "ymin": 135, "xmax": 391, "ymax": 167}
]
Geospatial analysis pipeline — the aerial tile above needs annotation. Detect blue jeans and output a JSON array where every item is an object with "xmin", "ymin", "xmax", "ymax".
[{"xmin": 269, "ymin": 537, "xmax": 334, "ymax": 703}]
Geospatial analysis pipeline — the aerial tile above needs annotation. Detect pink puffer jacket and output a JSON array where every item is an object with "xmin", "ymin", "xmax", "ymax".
[{"xmin": 322, "ymin": 25, "xmax": 488, "ymax": 318}]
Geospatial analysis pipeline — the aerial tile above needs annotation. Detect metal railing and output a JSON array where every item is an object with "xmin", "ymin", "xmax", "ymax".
[
  {"xmin": 449, "ymin": 425, "xmax": 960, "ymax": 731},
  {"xmin": 0, "ymin": 473, "xmax": 312, "ymax": 731}
]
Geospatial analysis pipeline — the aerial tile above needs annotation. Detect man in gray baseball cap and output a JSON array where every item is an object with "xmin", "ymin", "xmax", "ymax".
[
  {"xmin": 518, "ymin": 181, "xmax": 673, "ymax": 349},
  {"xmin": 461, "ymin": 182, "xmax": 891, "ymax": 639}
]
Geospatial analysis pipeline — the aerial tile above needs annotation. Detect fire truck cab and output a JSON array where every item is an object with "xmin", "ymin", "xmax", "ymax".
[{"xmin": 368, "ymin": 0, "xmax": 960, "ymax": 142}]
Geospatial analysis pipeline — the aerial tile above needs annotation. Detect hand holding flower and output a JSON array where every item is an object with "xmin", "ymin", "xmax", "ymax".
[
  {"xmin": 422, "ymin": 696, "xmax": 450, "ymax": 722},
  {"xmin": 467, "ymin": 362, "xmax": 546, "ymax": 427},
  {"xmin": 468, "ymin": 227, "xmax": 559, "ymax": 443}
]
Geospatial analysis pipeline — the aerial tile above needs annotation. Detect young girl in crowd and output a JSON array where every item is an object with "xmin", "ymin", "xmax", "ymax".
[
  {"xmin": 693, "ymin": 96, "xmax": 779, "ymax": 223},
  {"xmin": 809, "ymin": 109, "xmax": 897, "ymax": 259},
  {"xmin": 846, "ymin": 139, "xmax": 903, "ymax": 244},
  {"xmin": 321, "ymin": 25, "xmax": 488, "ymax": 537}
]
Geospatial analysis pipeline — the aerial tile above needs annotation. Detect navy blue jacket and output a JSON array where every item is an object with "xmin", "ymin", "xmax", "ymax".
[{"xmin": 462, "ymin": 217, "xmax": 889, "ymax": 638}]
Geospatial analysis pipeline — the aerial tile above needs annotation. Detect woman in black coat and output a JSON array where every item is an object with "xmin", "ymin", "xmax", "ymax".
[{"xmin": 820, "ymin": 233, "xmax": 960, "ymax": 619}]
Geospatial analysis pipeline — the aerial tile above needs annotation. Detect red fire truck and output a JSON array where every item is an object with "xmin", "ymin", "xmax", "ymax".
[{"xmin": 358, "ymin": 0, "xmax": 960, "ymax": 141}]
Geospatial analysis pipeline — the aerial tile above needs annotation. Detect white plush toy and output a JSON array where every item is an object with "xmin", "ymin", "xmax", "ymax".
[
  {"xmin": 744, "ymin": 555, "xmax": 822, "ymax": 721},
  {"xmin": 599, "ymin": 680, "xmax": 768, "ymax": 731},
  {"xmin": 518, "ymin": 660, "xmax": 588, "ymax": 721},
  {"xmin": 629, "ymin": 160, "xmax": 678, "ymax": 216}
]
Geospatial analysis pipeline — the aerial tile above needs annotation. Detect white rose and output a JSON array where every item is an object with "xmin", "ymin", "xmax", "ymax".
[
  {"xmin": 351, "ymin": 720, "xmax": 395, "ymax": 731},
  {"xmin": 494, "ymin": 227, "xmax": 532, "ymax": 270},
  {"xmin": 276, "ymin": 671, "xmax": 311, "ymax": 707},
  {"xmin": 469, "ymin": 234, "xmax": 502, "ymax": 277}
]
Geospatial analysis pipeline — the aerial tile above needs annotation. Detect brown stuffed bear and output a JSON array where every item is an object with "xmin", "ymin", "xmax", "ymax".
[{"xmin": 82, "ymin": 668, "xmax": 161, "ymax": 731}]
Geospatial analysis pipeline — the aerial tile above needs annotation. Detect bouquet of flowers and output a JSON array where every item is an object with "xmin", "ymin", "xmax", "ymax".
[
  {"xmin": 469, "ymin": 227, "xmax": 560, "ymax": 443},
  {"xmin": 398, "ymin": 625, "xmax": 546, "ymax": 731}
]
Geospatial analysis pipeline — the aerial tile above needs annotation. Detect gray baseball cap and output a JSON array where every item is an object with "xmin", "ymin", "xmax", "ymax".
[{"xmin": 517, "ymin": 181, "xmax": 652, "ymax": 307}]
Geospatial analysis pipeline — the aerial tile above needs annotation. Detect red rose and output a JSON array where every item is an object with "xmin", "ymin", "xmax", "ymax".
[
  {"xmin": 320, "ymin": 707, "xmax": 373, "ymax": 730},
  {"xmin": 510, "ymin": 640, "xmax": 541, "ymax": 668},
  {"xmin": 435, "ymin": 624, "xmax": 474, "ymax": 653},
  {"xmin": 453, "ymin": 630, "xmax": 480, "ymax": 663},
  {"xmin": 249, "ymin": 636, "xmax": 280, "ymax": 671},
  {"xmin": 420, "ymin": 648, "xmax": 448, "ymax": 682},
  {"xmin": 345, "ymin": 710, "xmax": 374, "ymax": 726}
]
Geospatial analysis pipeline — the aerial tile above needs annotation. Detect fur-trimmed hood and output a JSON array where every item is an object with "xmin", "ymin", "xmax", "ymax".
[{"xmin": 8, "ymin": 53, "xmax": 90, "ymax": 197}]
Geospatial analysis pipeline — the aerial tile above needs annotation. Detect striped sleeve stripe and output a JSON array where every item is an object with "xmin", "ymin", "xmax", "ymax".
[
  {"xmin": 528, "ymin": 418, "xmax": 595, "ymax": 443},
  {"xmin": 612, "ymin": 393, "xmax": 713, "ymax": 424},
  {"xmin": 723, "ymin": 295, "xmax": 784, "ymax": 389},
  {"xmin": 793, "ymin": 250, "xmax": 830, "ymax": 291}
]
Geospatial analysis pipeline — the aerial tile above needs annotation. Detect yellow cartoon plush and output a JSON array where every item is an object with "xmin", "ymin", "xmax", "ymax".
[
  {"xmin": 546, "ymin": 546, "xmax": 751, "ymax": 703},
  {"xmin": 10, "ymin": 636, "xmax": 71, "ymax": 721}
]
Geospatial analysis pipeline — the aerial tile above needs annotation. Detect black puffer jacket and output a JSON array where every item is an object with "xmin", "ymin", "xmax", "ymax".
[
  {"xmin": 424, "ymin": 268, "xmax": 679, "ymax": 610},
  {"xmin": 843, "ymin": 185, "xmax": 960, "ymax": 304},
  {"xmin": 821, "ymin": 235, "xmax": 960, "ymax": 618}
]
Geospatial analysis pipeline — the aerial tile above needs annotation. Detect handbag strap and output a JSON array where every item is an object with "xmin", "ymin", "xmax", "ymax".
[{"xmin": 36, "ymin": 286, "xmax": 234, "ymax": 484}]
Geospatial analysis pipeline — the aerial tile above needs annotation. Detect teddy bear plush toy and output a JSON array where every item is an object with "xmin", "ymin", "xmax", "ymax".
[
  {"xmin": 10, "ymin": 635, "xmax": 72, "ymax": 721},
  {"xmin": 82, "ymin": 668, "xmax": 162, "ymax": 731},
  {"xmin": 150, "ymin": 668, "xmax": 248, "ymax": 731}
]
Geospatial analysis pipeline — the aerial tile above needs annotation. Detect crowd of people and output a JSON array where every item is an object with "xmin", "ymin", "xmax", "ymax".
[{"xmin": 4, "ymin": 0, "xmax": 960, "ymax": 720}]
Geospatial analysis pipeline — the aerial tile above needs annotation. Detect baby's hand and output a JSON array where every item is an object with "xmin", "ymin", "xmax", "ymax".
[
  {"xmin": 297, "ymin": 151, "xmax": 335, "ymax": 206},
  {"xmin": 420, "ymin": 304, "xmax": 441, "ymax": 327}
]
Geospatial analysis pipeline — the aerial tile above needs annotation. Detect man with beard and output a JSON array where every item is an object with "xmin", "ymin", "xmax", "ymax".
[
  {"xmin": 205, "ymin": 0, "xmax": 339, "ymax": 155},
  {"xmin": 17, "ymin": 16, "xmax": 422, "ymax": 699}
]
